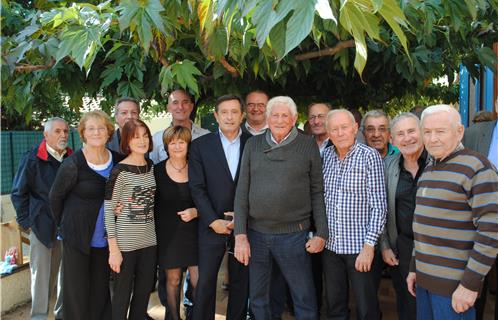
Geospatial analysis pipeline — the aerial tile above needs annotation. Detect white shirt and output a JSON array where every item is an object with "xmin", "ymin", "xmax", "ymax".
[
  {"xmin": 219, "ymin": 129, "xmax": 242, "ymax": 180},
  {"xmin": 46, "ymin": 143, "xmax": 67, "ymax": 162},
  {"xmin": 245, "ymin": 121, "xmax": 268, "ymax": 136},
  {"xmin": 150, "ymin": 122, "xmax": 210, "ymax": 164}
]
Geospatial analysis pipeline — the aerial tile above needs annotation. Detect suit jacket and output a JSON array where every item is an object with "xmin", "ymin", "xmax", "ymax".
[
  {"xmin": 189, "ymin": 131, "xmax": 251, "ymax": 243},
  {"xmin": 462, "ymin": 120, "xmax": 496, "ymax": 156},
  {"xmin": 106, "ymin": 129, "xmax": 122, "ymax": 154}
]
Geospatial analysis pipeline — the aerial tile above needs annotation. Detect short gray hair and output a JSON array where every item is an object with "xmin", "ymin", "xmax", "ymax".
[
  {"xmin": 266, "ymin": 96, "xmax": 298, "ymax": 117},
  {"xmin": 421, "ymin": 104, "xmax": 461, "ymax": 127},
  {"xmin": 326, "ymin": 109, "xmax": 356, "ymax": 127},
  {"xmin": 390, "ymin": 112, "xmax": 420, "ymax": 131},
  {"xmin": 44, "ymin": 117, "xmax": 68, "ymax": 132},
  {"xmin": 361, "ymin": 110, "xmax": 390, "ymax": 131}
]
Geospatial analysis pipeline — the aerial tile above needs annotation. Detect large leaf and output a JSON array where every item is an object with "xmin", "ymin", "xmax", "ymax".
[
  {"xmin": 284, "ymin": 1, "xmax": 316, "ymax": 57},
  {"xmin": 378, "ymin": 0, "xmax": 410, "ymax": 58},
  {"xmin": 251, "ymin": 0, "xmax": 294, "ymax": 48},
  {"xmin": 170, "ymin": 60, "xmax": 203, "ymax": 96}
]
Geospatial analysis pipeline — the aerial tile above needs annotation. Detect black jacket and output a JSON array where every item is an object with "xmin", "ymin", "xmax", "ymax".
[
  {"xmin": 189, "ymin": 131, "xmax": 251, "ymax": 243},
  {"xmin": 11, "ymin": 140, "xmax": 73, "ymax": 248},
  {"xmin": 49, "ymin": 149, "xmax": 122, "ymax": 254}
]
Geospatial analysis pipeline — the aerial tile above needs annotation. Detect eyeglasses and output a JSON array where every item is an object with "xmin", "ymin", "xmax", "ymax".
[
  {"xmin": 85, "ymin": 126, "xmax": 107, "ymax": 133},
  {"xmin": 309, "ymin": 114, "xmax": 326, "ymax": 121},
  {"xmin": 247, "ymin": 103, "xmax": 266, "ymax": 109}
]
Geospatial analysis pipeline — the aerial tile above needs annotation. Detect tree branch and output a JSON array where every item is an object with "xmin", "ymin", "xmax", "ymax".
[
  {"xmin": 15, "ymin": 59, "xmax": 55, "ymax": 72},
  {"xmin": 219, "ymin": 57, "xmax": 238, "ymax": 77},
  {"xmin": 294, "ymin": 40, "xmax": 355, "ymax": 61}
]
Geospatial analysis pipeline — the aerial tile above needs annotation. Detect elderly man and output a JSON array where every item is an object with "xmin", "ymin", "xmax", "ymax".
[
  {"xmin": 106, "ymin": 97, "xmax": 140, "ymax": 154},
  {"xmin": 462, "ymin": 99, "xmax": 498, "ymax": 320},
  {"xmin": 379, "ymin": 112, "xmax": 427, "ymax": 320},
  {"xmin": 406, "ymin": 105, "xmax": 498, "ymax": 319},
  {"xmin": 322, "ymin": 109, "xmax": 387, "ymax": 320},
  {"xmin": 190, "ymin": 94, "xmax": 251, "ymax": 320},
  {"xmin": 150, "ymin": 89, "xmax": 209, "ymax": 164},
  {"xmin": 308, "ymin": 102, "xmax": 332, "ymax": 156},
  {"xmin": 234, "ymin": 96, "xmax": 328, "ymax": 319},
  {"xmin": 362, "ymin": 110, "xmax": 398, "ymax": 158},
  {"xmin": 11, "ymin": 117, "xmax": 72, "ymax": 320},
  {"xmin": 242, "ymin": 90, "xmax": 269, "ymax": 136}
]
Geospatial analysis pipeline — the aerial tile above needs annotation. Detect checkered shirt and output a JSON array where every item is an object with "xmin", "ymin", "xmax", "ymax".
[{"xmin": 322, "ymin": 142, "xmax": 387, "ymax": 254}]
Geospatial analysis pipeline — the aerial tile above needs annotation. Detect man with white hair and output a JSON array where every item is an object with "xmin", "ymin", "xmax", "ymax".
[
  {"xmin": 234, "ymin": 96, "xmax": 328, "ymax": 319},
  {"xmin": 379, "ymin": 112, "xmax": 426, "ymax": 320},
  {"xmin": 406, "ymin": 105, "xmax": 498, "ymax": 319},
  {"xmin": 322, "ymin": 109, "xmax": 387, "ymax": 320},
  {"xmin": 12, "ymin": 117, "xmax": 72, "ymax": 320}
]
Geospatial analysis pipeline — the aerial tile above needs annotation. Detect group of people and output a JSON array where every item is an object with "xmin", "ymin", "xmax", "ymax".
[{"xmin": 11, "ymin": 88, "xmax": 498, "ymax": 320}]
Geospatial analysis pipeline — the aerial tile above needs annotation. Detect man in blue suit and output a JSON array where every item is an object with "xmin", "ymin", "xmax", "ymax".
[{"xmin": 190, "ymin": 94, "xmax": 251, "ymax": 320}]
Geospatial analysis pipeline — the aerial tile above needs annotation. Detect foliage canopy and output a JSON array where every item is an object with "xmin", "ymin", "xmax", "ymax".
[{"xmin": 1, "ymin": 0, "xmax": 497, "ymax": 129}]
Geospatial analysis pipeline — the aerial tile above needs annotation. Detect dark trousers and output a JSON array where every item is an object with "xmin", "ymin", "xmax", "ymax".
[
  {"xmin": 390, "ymin": 237, "xmax": 416, "ymax": 320},
  {"xmin": 63, "ymin": 244, "xmax": 111, "ymax": 320},
  {"xmin": 248, "ymin": 229, "xmax": 317, "ymax": 320},
  {"xmin": 322, "ymin": 249, "xmax": 380, "ymax": 320},
  {"xmin": 111, "ymin": 246, "xmax": 157, "ymax": 320},
  {"xmin": 311, "ymin": 252, "xmax": 323, "ymax": 313},
  {"xmin": 193, "ymin": 237, "xmax": 249, "ymax": 320}
]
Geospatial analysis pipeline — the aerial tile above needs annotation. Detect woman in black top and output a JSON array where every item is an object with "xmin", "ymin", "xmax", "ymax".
[
  {"xmin": 155, "ymin": 126, "xmax": 198, "ymax": 320},
  {"xmin": 50, "ymin": 110, "xmax": 119, "ymax": 320}
]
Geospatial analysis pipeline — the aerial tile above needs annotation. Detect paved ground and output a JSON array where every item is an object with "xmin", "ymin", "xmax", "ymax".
[{"xmin": 3, "ymin": 273, "xmax": 496, "ymax": 319}]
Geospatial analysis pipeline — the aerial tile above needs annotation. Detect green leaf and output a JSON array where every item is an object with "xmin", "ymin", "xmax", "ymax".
[
  {"xmin": 284, "ymin": 1, "xmax": 316, "ymax": 57},
  {"xmin": 315, "ymin": 0, "xmax": 337, "ymax": 23},
  {"xmin": 475, "ymin": 46, "xmax": 498, "ymax": 71},
  {"xmin": 100, "ymin": 64, "xmax": 123, "ymax": 88},
  {"xmin": 159, "ymin": 65, "xmax": 174, "ymax": 96},
  {"xmin": 463, "ymin": 0, "xmax": 477, "ymax": 20},
  {"xmin": 378, "ymin": 0, "xmax": 410, "ymax": 59},
  {"xmin": 252, "ymin": 0, "xmax": 294, "ymax": 48},
  {"xmin": 171, "ymin": 60, "xmax": 203, "ymax": 96},
  {"xmin": 269, "ymin": 19, "xmax": 286, "ymax": 59},
  {"xmin": 144, "ymin": 0, "xmax": 166, "ymax": 34},
  {"xmin": 207, "ymin": 25, "xmax": 228, "ymax": 58}
]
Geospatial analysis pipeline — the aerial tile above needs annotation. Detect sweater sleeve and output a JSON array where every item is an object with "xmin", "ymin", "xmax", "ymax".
[
  {"xmin": 49, "ymin": 157, "xmax": 78, "ymax": 226},
  {"xmin": 104, "ymin": 168, "xmax": 124, "ymax": 240},
  {"xmin": 234, "ymin": 140, "xmax": 252, "ymax": 236},
  {"xmin": 309, "ymin": 140, "xmax": 328, "ymax": 240},
  {"xmin": 365, "ymin": 150, "xmax": 388, "ymax": 246},
  {"xmin": 460, "ymin": 164, "xmax": 498, "ymax": 291},
  {"xmin": 11, "ymin": 152, "xmax": 32, "ymax": 229}
]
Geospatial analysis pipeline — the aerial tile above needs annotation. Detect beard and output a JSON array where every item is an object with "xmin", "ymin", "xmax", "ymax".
[{"xmin": 56, "ymin": 140, "xmax": 68, "ymax": 150}]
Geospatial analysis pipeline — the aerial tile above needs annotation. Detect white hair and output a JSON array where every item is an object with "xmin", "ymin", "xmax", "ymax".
[
  {"xmin": 44, "ymin": 117, "xmax": 68, "ymax": 132},
  {"xmin": 390, "ymin": 112, "xmax": 420, "ymax": 131},
  {"xmin": 326, "ymin": 109, "xmax": 356, "ymax": 126},
  {"xmin": 421, "ymin": 104, "xmax": 461, "ymax": 127},
  {"xmin": 266, "ymin": 96, "xmax": 298, "ymax": 117}
]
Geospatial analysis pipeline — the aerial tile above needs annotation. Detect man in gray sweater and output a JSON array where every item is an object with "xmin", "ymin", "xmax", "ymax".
[{"xmin": 234, "ymin": 96, "xmax": 328, "ymax": 320}]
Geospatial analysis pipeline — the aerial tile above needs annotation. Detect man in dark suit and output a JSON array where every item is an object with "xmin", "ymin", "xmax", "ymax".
[
  {"xmin": 462, "ymin": 98, "xmax": 498, "ymax": 320},
  {"xmin": 189, "ymin": 94, "xmax": 251, "ymax": 320}
]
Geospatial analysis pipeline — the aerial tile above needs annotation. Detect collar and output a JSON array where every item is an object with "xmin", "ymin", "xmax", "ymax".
[
  {"xmin": 219, "ymin": 128, "xmax": 242, "ymax": 144},
  {"xmin": 399, "ymin": 149, "xmax": 428, "ymax": 170},
  {"xmin": 245, "ymin": 121, "xmax": 268, "ymax": 135},
  {"xmin": 330, "ymin": 140, "xmax": 358, "ymax": 160},
  {"xmin": 37, "ymin": 139, "xmax": 73, "ymax": 161},
  {"xmin": 265, "ymin": 127, "xmax": 298, "ymax": 152},
  {"xmin": 429, "ymin": 142, "xmax": 465, "ymax": 165}
]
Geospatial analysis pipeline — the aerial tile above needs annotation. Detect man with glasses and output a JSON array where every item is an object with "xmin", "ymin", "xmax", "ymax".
[
  {"xmin": 308, "ymin": 102, "xmax": 333, "ymax": 156},
  {"xmin": 242, "ymin": 90, "xmax": 269, "ymax": 136}
]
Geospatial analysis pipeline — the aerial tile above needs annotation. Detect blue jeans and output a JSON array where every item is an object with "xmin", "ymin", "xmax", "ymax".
[
  {"xmin": 248, "ymin": 229, "xmax": 318, "ymax": 320},
  {"xmin": 416, "ymin": 286, "xmax": 476, "ymax": 320}
]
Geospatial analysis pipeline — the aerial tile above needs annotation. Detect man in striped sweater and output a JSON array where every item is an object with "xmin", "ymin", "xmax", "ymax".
[{"xmin": 406, "ymin": 104, "xmax": 498, "ymax": 319}]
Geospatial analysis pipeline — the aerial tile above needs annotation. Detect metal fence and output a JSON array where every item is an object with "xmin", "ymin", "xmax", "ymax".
[{"xmin": 1, "ymin": 131, "xmax": 83, "ymax": 195}]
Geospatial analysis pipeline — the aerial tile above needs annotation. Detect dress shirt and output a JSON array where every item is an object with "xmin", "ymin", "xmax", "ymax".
[
  {"xmin": 317, "ymin": 138, "xmax": 330, "ymax": 157},
  {"xmin": 488, "ymin": 122, "xmax": 498, "ymax": 168},
  {"xmin": 219, "ymin": 129, "xmax": 241, "ymax": 180},
  {"xmin": 322, "ymin": 142, "xmax": 387, "ymax": 254},
  {"xmin": 46, "ymin": 143, "xmax": 67, "ymax": 162},
  {"xmin": 150, "ymin": 122, "xmax": 210, "ymax": 164},
  {"xmin": 245, "ymin": 121, "xmax": 268, "ymax": 136}
]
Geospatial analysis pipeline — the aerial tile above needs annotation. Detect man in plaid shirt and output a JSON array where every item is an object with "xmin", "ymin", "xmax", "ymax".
[{"xmin": 322, "ymin": 109, "xmax": 387, "ymax": 320}]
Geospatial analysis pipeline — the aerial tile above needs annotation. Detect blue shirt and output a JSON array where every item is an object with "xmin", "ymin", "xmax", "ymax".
[
  {"xmin": 488, "ymin": 122, "xmax": 498, "ymax": 169},
  {"xmin": 219, "ymin": 129, "xmax": 242, "ymax": 180},
  {"xmin": 90, "ymin": 157, "xmax": 113, "ymax": 248}
]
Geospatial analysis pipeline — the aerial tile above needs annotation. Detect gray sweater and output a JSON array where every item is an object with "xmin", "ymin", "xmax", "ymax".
[{"xmin": 234, "ymin": 129, "xmax": 329, "ymax": 239}]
